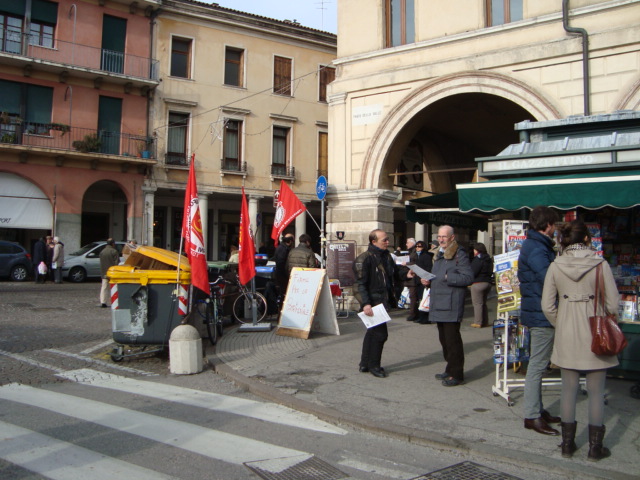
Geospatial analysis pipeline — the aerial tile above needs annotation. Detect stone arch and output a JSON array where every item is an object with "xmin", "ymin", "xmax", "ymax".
[
  {"xmin": 616, "ymin": 78, "xmax": 640, "ymax": 111},
  {"xmin": 360, "ymin": 71, "xmax": 563, "ymax": 189}
]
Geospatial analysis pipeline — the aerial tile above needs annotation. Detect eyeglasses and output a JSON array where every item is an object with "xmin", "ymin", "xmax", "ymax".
[
  {"xmin": 378, "ymin": 237, "xmax": 389, "ymax": 242},
  {"xmin": 436, "ymin": 235, "xmax": 451, "ymax": 239},
  {"xmin": 416, "ymin": 245, "xmax": 424, "ymax": 248}
]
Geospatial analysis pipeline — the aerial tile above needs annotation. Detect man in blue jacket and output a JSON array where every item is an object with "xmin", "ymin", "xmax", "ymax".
[{"xmin": 518, "ymin": 206, "xmax": 561, "ymax": 436}]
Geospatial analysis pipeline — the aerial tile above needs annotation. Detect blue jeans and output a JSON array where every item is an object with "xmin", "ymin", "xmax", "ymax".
[{"xmin": 523, "ymin": 326, "xmax": 555, "ymax": 420}]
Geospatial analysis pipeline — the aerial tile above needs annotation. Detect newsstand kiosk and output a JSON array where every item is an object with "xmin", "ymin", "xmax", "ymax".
[{"xmin": 107, "ymin": 246, "xmax": 191, "ymax": 362}]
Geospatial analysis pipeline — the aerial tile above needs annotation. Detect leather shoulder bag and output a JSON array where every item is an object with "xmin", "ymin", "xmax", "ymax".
[{"xmin": 589, "ymin": 263, "xmax": 628, "ymax": 356}]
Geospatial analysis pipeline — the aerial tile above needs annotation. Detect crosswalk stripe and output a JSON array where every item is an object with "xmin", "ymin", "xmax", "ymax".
[
  {"xmin": 0, "ymin": 421, "xmax": 178, "ymax": 480},
  {"xmin": 56, "ymin": 368, "xmax": 346, "ymax": 435},
  {"xmin": 45, "ymin": 348, "xmax": 157, "ymax": 376},
  {"xmin": 0, "ymin": 383, "xmax": 308, "ymax": 465}
]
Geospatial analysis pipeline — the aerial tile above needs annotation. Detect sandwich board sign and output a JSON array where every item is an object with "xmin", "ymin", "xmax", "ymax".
[{"xmin": 276, "ymin": 268, "xmax": 340, "ymax": 339}]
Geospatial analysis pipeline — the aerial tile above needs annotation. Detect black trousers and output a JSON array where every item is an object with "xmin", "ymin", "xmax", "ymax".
[
  {"xmin": 437, "ymin": 321, "xmax": 464, "ymax": 380},
  {"xmin": 360, "ymin": 322, "xmax": 388, "ymax": 369}
]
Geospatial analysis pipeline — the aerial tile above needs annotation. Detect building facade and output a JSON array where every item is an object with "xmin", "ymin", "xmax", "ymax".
[
  {"xmin": 327, "ymin": 0, "xmax": 640, "ymax": 247},
  {"xmin": 0, "ymin": 0, "xmax": 159, "ymax": 253},
  {"xmin": 146, "ymin": 0, "xmax": 336, "ymax": 260}
]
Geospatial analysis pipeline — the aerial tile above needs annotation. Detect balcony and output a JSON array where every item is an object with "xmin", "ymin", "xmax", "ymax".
[
  {"xmin": 0, "ymin": 29, "xmax": 158, "ymax": 83},
  {"xmin": 0, "ymin": 120, "xmax": 156, "ymax": 163},
  {"xmin": 271, "ymin": 164, "xmax": 295, "ymax": 181},
  {"xmin": 220, "ymin": 159, "xmax": 247, "ymax": 177}
]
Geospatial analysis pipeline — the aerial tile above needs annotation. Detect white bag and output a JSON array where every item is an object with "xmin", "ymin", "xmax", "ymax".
[
  {"xmin": 398, "ymin": 286, "xmax": 410, "ymax": 308},
  {"xmin": 418, "ymin": 288, "xmax": 430, "ymax": 312},
  {"xmin": 38, "ymin": 261, "xmax": 48, "ymax": 275}
]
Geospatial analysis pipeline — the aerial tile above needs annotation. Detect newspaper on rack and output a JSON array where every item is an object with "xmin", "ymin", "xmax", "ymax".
[{"xmin": 493, "ymin": 249, "xmax": 521, "ymax": 313}]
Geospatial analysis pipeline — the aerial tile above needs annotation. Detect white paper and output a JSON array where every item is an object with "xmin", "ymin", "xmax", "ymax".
[
  {"xmin": 408, "ymin": 264, "xmax": 436, "ymax": 280},
  {"xmin": 393, "ymin": 255, "xmax": 410, "ymax": 265},
  {"xmin": 358, "ymin": 303, "xmax": 392, "ymax": 328}
]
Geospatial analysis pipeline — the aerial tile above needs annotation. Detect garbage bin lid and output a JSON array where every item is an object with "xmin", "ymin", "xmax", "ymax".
[{"xmin": 125, "ymin": 246, "xmax": 191, "ymax": 271}]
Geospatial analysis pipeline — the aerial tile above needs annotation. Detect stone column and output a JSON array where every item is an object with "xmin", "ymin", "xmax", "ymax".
[
  {"xmin": 142, "ymin": 185, "xmax": 156, "ymax": 247},
  {"xmin": 414, "ymin": 222, "xmax": 425, "ymax": 243},
  {"xmin": 295, "ymin": 203, "xmax": 307, "ymax": 239},
  {"xmin": 249, "ymin": 195, "xmax": 261, "ymax": 249},
  {"xmin": 198, "ymin": 193, "xmax": 209, "ymax": 258}
]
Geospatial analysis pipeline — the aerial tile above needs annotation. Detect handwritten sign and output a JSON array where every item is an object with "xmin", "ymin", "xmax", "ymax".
[{"xmin": 276, "ymin": 268, "xmax": 340, "ymax": 339}]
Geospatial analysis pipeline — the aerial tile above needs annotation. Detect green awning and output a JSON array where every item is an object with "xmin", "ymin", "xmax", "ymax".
[{"xmin": 457, "ymin": 170, "xmax": 640, "ymax": 213}]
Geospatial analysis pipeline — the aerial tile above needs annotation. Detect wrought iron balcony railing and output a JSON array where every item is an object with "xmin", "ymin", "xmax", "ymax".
[
  {"xmin": 271, "ymin": 164, "xmax": 295, "ymax": 179},
  {"xmin": 220, "ymin": 159, "xmax": 248, "ymax": 174},
  {"xmin": 0, "ymin": 120, "xmax": 156, "ymax": 159},
  {"xmin": 0, "ymin": 28, "xmax": 159, "ymax": 81},
  {"xmin": 165, "ymin": 153, "xmax": 188, "ymax": 166}
]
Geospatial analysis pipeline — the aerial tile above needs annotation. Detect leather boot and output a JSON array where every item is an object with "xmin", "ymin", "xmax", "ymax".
[
  {"xmin": 587, "ymin": 424, "xmax": 611, "ymax": 461},
  {"xmin": 560, "ymin": 422, "xmax": 577, "ymax": 458}
]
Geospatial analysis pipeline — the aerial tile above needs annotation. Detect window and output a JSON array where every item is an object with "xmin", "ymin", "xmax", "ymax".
[
  {"xmin": 486, "ymin": 0, "xmax": 523, "ymax": 26},
  {"xmin": 167, "ymin": 112, "xmax": 189, "ymax": 165},
  {"xmin": 223, "ymin": 119, "xmax": 242, "ymax": 171},
  {"xmin": 318, "ymin": 65, "xmax": 335, "ymax": 103},
  {"xmin": 224, "ymin": 47, "xmax": 244, "ymax": 87},
  {"xmin": 318, "ymin": 131, "xmax": 328, "ymax": 178},
  {"xmin": 171, "ymin": 37, "xmax": 192, "ymax": 78},
  {"xmin": 0, "ymin": 80, "xmax": 53, "ymax": 137},
  {"xmin": 0, "ymin": 14, "xmax": 23, "ymax": 54},
  {"xmin": 29, "ymin": 0, "xmax": 58, "ymax": 48},
  {"xmin": 385, "ymin": 0, "xmax": 415, "ymax": 48},
  {"xmin": 272, "ymin": 126, "xmax": 290, "ymax": 176},
  {"xmin": 101, "ymin": 15, "xmax": 126, "ymax": 73},
  {"xmin": 273, "ymin": 56, "xmax": 292, "ymax": 96}
]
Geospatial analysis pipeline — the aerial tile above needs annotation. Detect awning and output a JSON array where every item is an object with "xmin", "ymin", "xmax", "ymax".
[
  {"xmin": 457, "ymin": 170, "xmax": 640, "ymax": 213},
  {"xmin": 0, "ymin": 172, "xmax": 52, "ymax": 229},
  {"xmin": 406, "ymin": 205, "xmax": 488, "ymax": 231}
]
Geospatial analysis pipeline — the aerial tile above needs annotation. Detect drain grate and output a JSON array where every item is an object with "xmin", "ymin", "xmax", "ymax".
[
  {"xmin": 412, "ymin": 461, "xmax": 522, "ymax": 480},
  {"xmin": 245, "ymin": 454, "xmax": 348, "ymax": 480}
]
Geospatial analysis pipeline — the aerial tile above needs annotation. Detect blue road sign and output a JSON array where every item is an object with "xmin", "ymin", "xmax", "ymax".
[{"xmin": 316, "ymin": 175, "xmax": 327, "ymax": 200}]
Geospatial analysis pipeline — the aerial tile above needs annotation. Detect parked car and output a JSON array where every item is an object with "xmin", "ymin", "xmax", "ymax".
[
  {"xmin": 0, "ymin": 240, "xmax": 32, "ymax": 281},
  {"xmin": 62, "ymin": 241, "xmax": 126, "ymax": 282}
]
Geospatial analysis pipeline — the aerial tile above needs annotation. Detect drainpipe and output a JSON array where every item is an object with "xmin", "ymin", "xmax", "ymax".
[{"xmin": 562, "ymin": 0, "xmax": 590, "ymax": 116}]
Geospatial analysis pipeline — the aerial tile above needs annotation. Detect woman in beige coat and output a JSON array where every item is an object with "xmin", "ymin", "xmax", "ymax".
[{"xmin": 542, "ymin": 220, "xmax": 619, "ymax": 461}]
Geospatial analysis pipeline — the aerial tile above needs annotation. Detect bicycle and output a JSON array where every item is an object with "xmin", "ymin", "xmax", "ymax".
[
  {"xmin": 193, "ymin": 277, "xmax": 225, "ymax": 345},
  {"xmin": 227, "ymin": 272, "xmax": 268, "ymax": 324}
]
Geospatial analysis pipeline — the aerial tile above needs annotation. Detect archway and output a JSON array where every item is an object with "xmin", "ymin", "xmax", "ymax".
[{"xmin": 81, "ymin": 181, "xmax": 128, "ymax": 245}]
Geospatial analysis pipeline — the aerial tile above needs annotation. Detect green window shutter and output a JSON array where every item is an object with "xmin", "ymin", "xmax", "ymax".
[
  {"xmin": 31, "ymin": 0, "xmax": 58, "ymax": 25},
  {"xmin": 25, "ymin": 84, "xmax": 53, "ymax": 124},
  {"xmin": 0, "ymin": 0, "xmax": 26, "ymax": 16},
  {"xmin": 102, "ymin": 14, "xmax": 126, "ymax": 52},
  {"xmin": 0, "ymin": 79, "xmax": 22, "ymax": 115}
]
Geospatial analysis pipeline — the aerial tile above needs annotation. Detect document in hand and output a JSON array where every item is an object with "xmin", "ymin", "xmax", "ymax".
[
  {"xmin": 358, "ymin": 304, "xmax": 392, "ymax": 329},
  {"xmin": 392, "ymin": 254, "xmax": 410, "ymax": 265},
  {"xmin": 408, "ymin": 264, "xmax": 436, "ymax": 280}
]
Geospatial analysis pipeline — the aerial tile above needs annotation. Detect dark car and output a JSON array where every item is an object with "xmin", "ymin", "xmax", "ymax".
[{"xmin": 0, "ymin": 240, "xmax": 32, "ymax": 281}]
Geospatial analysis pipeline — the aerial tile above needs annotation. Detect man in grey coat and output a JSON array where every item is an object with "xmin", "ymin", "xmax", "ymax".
[{"xmin": 422, "ymin": 225, "xmax": 473, "ymax": 386}]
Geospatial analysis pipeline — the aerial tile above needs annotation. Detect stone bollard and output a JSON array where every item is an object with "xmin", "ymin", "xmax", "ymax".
[{"xmin": 169, "ymin": 324, "xmax": 203, "ymax": 374}]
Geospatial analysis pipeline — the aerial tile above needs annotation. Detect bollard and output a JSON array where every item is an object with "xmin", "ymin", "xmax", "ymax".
[{"xmin": 169, "ymin": 324, "xmax": 203, "ymax": 374}]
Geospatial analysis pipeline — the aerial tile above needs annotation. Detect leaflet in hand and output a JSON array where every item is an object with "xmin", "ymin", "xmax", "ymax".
[
  {"xmin": 358, "ymin": 304, "xmax": 392, "ymax": 328},
  {"xmin": 392, "ymin": 254, "xmax": 410, "ymax": 265},
  {"xmin": 408, "ymin": 264, "xmax": 436, "ymax": 280}
]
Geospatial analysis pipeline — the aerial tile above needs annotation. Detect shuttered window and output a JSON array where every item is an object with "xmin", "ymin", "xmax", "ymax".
[
  {"xmin": 224, "ymin": 47, "xmax": 244, "ymax": 87},
  {"xmin": 273, "ymin": 56, "xmax": 292, "ymax": 96},
  {"xmin": 319, "ymin": 65, "xmax": 335, "ymax": 103},
  {"xmin": 318, "ymin": 132, "xmax": 328, "ymax": 178}
]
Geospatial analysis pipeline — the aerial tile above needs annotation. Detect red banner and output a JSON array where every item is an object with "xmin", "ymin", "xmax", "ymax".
[
  {"xmin": 271, "ymin": 180, "xmax": 306, "ymax": 246},
  {"xmin": 181, "ymin": 154, "xmax": 210, "ymax": 295},
  {"xmin": 238, "ymin": 187, "xmax": 256, "ymax": 285}
]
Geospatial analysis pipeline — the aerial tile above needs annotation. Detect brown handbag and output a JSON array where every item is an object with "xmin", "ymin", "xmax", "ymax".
[{"xmin": 589, "ymin": 263, "xmax": 628, "ymax": 356}]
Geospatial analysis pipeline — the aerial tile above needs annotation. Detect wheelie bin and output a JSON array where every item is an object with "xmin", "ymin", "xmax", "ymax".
[{"xmin": 107, "ymin": 246, "xmax": 191, "ymax": 361}]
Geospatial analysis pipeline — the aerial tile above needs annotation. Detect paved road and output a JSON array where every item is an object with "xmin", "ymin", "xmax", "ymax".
[{"xmin": 0, "ymin": 281, "xmax": 570, "ymax": 479}]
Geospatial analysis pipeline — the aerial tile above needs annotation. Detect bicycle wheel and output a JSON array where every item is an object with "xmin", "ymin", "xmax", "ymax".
[
  {"xmin": 232, "ymin": 292, "xmax": 267, "ymax": 324},
  {"xmin": 216, "ymin": 300, "xmax": 224, "ymax": 338},
  {"xmin": 205, "ymin": 300, "xmax": 218, "ymax": 345}
]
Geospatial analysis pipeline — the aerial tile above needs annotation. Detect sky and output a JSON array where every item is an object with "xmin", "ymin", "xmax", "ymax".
[{"xmin": 210, "ymin": 0, "xmax": 337, "ymax": 33}]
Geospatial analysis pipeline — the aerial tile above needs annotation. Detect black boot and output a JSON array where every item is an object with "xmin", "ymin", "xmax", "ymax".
[
  {"xmin": 587, "ymin": 424, "xmax": 611, "ymax": 461},
  {"xmin": 560, "ymin": 422, "xmax": 577, "ymax": 458}
]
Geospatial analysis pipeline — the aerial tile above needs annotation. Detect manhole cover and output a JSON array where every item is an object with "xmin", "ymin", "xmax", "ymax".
[
  {"xmin": 245, "ymin": 454, "xmax": 348, "ymax": 480},
  {"xmin": 412, "ymin": 461, "xmax": 522, "ymax": 480}
]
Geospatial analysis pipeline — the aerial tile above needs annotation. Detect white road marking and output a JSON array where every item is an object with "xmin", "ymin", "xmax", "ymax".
[
  {"xmin": 0, "ymin": 383, "xmax": 307, "ymax": 465},
  {"xmin": 338, "ymin": 451, "xmax": 421, "ymax": 479},
  {"xmin": 56, "ymin": 368, "xmax": 346, "ymax": 434},
  {"xmin": 80, "ymin": 339, "xmax": 114, "ymax": 355},
  {"xmin": 0, "ymin": 421, "xmax": 178, "ymax": 480},
  {"xmin": 0, "ymin": 350, "xmax": 64, "ymax": 373},
  {"xmin": 45, "ymin": 348, "xmax": 157, "ymax": 376}
]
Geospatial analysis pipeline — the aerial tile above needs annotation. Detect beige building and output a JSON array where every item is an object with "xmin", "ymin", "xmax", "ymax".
[
  {"xmin": 327, "ymin": 0, "xmax": 640, "ymax": 247},
  {"xmin": 146, "ymin": 0, "xmax": 336, "ymax": 260}
]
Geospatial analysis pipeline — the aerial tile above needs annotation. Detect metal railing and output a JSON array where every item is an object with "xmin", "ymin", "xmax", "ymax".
[
  {"xmin": 271, "ymin": 164, "xmax": 295, "ymax": 178},
  {"xmin": 220, "ymin": 159, "xmax": 247, "ymax": 173},
  {"xmin": 0, "ymin": 121, "xmax": 156, "ymax": 159},
  {"xmin": 166, "ymin": 153, "xmax": 187, "ymax": 166},
  {"xmin": 0, "ymin": 28, "xmax": 159, "ymax": 81}
]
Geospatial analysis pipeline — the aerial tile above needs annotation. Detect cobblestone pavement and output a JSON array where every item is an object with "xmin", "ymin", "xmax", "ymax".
[{"xmin": 0, "ymin": 281, "xmax": 189, "ymax": 385}]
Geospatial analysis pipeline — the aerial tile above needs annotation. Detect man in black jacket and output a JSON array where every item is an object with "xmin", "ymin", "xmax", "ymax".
[
  {"xmin": 274, "ymin": 233, "xmax": 294, "ymax": 296},
  {"xmin": 354, "ymin": 229, "xmax": 399, "ymax": 378}
]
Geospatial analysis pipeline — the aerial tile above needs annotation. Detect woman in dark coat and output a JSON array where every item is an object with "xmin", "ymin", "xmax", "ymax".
[
  {"xmin": 470, "ymin": 243, "xmax": 493, "ymax": 327},
  {"xmin": 32, "ymin": 237, "xmax": 47, "ymax": 283}
]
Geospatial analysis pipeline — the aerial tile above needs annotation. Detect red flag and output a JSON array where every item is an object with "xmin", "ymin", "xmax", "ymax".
[
  {"xmin": 238, "ymin": 187, "xmax": 255, "ymax": 285},
  {"xmin": 271, "ymin": 180, "xmax": 306, "ymax": 246},
  {"xmin": 181, "ymin": 154, "xmax": 210, "ymax": 295}
]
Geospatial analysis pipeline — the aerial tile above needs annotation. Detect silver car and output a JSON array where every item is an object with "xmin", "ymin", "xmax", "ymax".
[{"xmin": 62, "ymin": 241, "xmax": 125, "ymax": 282}]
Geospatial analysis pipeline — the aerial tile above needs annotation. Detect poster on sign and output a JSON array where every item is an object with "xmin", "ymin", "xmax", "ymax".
[{"xmin": 276, "ymin": 268, "xmax": 340, "ymax": 339}]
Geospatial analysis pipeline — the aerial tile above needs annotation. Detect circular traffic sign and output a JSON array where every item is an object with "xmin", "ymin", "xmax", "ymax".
[{"xmin": 316, "ymin": 175, "xmax": 327, "ymax": 200}]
